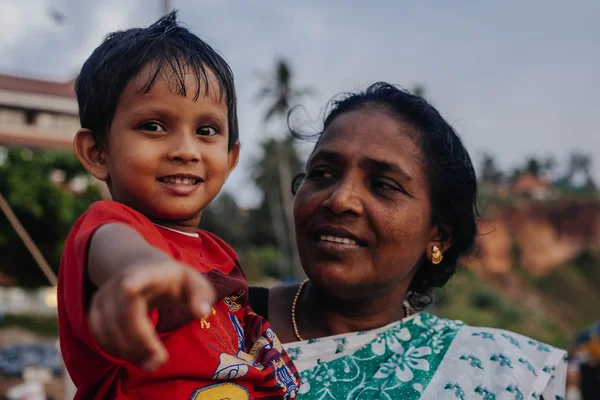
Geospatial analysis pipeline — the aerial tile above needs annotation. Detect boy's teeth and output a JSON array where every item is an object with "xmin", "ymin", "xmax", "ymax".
[
  {"xmin": 319, "ymin": 235, "xmax": 356, "ymax": 245},
  {"xmin": 162, "ymin": 177, "xmax": 197, "ymax": 184}
]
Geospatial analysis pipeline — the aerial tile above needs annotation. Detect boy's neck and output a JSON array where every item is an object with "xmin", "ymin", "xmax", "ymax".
[
  {"xmin": 148, "ymin": 217, "xmax": 200, "ymax": 235},
  {"xmin": 153, "ymin": 223, "xmax": 199, "ymax": 237},
  {"xmin": 108, "ymin": 197, "xmax": 202, "ymax": 234}
]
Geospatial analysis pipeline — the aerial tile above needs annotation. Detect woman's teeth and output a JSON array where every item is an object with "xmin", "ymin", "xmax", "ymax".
[{"xmin": 319, "ymin": 235, "xmax": 356, "ymax": 245}]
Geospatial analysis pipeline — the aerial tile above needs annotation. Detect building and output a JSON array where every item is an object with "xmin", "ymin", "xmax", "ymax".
[
  {"xmin": 0, "ymin": 72, "xmax": 111, "ymax": 196},
  {"xmin": 510, "ymin": 172, "xmax": 553, "ymax": 200},
  {"xmin": 0, "ymin": 73, "xmax": 78, "ymax": 149}
]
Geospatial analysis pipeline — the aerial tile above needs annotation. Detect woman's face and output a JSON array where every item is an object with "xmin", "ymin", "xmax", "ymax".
[{"xmin": 293, "ymin": 108, "xmax": 438, "ymax": 298}]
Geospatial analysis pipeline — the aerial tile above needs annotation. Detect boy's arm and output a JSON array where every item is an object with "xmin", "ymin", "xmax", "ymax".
[
  {"xmin": 87, "ymin": 223, "xmax": 216, "ymax": 371},
  {"xmin": 88, "ymin": 223, "xmax": 172, "ymax": 287}
]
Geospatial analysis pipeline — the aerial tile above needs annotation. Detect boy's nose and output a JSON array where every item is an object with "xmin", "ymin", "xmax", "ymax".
[{"xmin": 167, "ymin": 134, "xmax": 201, "ymax": 163}]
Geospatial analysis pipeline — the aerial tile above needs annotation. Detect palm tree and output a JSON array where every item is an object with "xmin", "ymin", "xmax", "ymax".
[
  {"xmin": 525, "ymin": 157, "xmax": 542, "ymax": 178},
  {"xmin": 412, "ymin": 84, "xmax": 426, "ymax": 98},
  {"xmin": 568, "ymin": 152, "xmax": 592, "ymax": 181},
  {"xmin": 542, "ymin": 156, "xmax": 557, "ymax": 179},
  {"xmin": 256, "ymin": 60, "xmax": 314, "ymax": 125},
  {"xmin": 255, "ymin": 59, "xmax": 313, "ymax": 278},
  {"xmin": 480, "ymin": 153, "xmax": 503, "ymax": 186},
  {"xmin": 252, "ymin": 139, "xmax": 303, "ymax": 275}
]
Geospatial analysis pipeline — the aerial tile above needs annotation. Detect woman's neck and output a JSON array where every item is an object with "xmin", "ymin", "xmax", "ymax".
[{"xmin": 297, "ymin": 280, "xmax": 410, "ymax": 339}]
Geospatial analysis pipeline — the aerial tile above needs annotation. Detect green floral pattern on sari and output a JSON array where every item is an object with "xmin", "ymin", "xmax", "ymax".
[
  {"xmin": 298, "ymin": 313, "xmax": 462, "ymax": 399},
  {"xmin": 285, "ymin": 313, "xmax": 567, "ymax": 399}
]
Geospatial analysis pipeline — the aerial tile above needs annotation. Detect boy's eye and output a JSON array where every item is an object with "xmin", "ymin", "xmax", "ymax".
[
  {"xmin": 196, "ymin": 126, "xmax": 219, "ymax": 136},
  {"xmin": 138, "ymin": 122, "xmax": 165, "ymax": 132}
]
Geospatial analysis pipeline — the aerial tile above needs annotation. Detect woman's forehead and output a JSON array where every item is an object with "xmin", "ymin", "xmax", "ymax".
[{"xmin": 313, "ymin": 109, "xmax": 425, "ymax": 168}]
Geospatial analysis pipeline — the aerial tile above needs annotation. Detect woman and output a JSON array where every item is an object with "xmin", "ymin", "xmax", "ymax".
[{"xmin": 250, "ymin": 83, "xmax": 566, "ymax": 399}]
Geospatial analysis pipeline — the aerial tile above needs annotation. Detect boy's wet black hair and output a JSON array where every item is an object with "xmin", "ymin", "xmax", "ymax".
[{"xmin": 75, "ymin": 11, "xmax": 238, "ymax": 149}]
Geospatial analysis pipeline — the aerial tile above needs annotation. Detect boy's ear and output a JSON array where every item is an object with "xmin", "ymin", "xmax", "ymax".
[
  {"xmin": 73, "ymin": 129, "xmax": 109, "ymax": 181},
  {"xmin": 225, "ymin": 142, "xmax": 240, "ymax": 178}
]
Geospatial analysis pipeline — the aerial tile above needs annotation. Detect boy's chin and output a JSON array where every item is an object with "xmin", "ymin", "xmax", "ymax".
[{"xmin": 147, "ymin": 207, "xmax": 204, "ymax": 226}]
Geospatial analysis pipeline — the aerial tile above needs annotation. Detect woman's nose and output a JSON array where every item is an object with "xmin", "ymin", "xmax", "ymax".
[{"xmin": 322, "ymin": 178, "xmax": 364, "ymax": 216}]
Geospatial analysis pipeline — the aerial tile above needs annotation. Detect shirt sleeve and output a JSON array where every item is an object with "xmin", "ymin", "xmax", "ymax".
[
  {"xmin": 199, "ymin": 230, "xmax": 240, "ymax": 263},
  {"xmin": 60, "ymin": 200, "xmax": 160, "ymax": 364}
]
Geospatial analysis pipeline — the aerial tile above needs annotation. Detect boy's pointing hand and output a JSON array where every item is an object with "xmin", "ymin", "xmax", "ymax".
[{"xmin": 88, "ymin": 261, "xmax": 216, "ymax": 371}]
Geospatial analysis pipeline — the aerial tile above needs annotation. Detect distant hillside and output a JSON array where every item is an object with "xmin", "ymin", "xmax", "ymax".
[
  {"xmin": 443, "ymin": 199, "xmax": 600, "ymax": 347},
  {"xmin": 435, "ymin": 269, "xmax": 571, "ymax": 349}
]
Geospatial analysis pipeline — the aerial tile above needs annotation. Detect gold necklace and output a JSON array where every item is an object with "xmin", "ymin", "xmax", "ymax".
[
  {"xmin": 291, "ymin": 278, "xmax": 412, "ymax": 341},
  {"xmin": 291, "ymin": 279, "xmax": 309, "ymax": 341}
]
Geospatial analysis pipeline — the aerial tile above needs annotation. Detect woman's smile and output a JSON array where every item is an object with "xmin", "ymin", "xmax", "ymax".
[{"xmin": 310, "ymin": 225, "xmax": 366, "ymax": 257}]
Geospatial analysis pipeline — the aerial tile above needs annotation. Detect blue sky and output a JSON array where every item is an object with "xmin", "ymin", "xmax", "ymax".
[{"xmin": 1, "ymin": 0, "xmax": 599, "ymax": 206}]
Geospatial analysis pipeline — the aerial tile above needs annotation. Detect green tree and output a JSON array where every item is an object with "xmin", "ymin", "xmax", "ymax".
[
  {"xmin": 541, "ymin": 156, "xmax": 557, "ymax": 178},
  {"xmin": 199, "ymin": 192, "xmax": 248, "ymax": 249},
  {"xmin": 568, "ymin": 152, "xmax": 592, "ymax": 181},
  {"xmin": 198, "ymin": 190, "xmax": 288, "ymax": 281},
  {"xmin": 479, "ymin": 153, "xmax": 504, "ymax": 185},
  {"xmin": 412, "ymin": 84, "xmax": 426, "ymax": 98},
  {"xmin": 0, "ymin": 146, "xmax": 101, "ymax": 287},
  {"xmin": 250, "ymin": 138, "xmax": 304, "ymax": 277},
  {"xmin": 525, "ymin": 157, "xmax": 542, "ymax": 178},
  {"xmin": 255, "ymin": 60, "xmax": 314, "ymax": 124},
  {"xmin": 254, "ymin": 59, "xmax": 312, "ymax": 278}
]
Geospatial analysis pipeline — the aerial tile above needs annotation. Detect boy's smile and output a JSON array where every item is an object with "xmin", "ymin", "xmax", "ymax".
[
  {"xmin": 95, "ymin": 64, "xmax": 239, "ymax": 233},
  {"xmin": 157, "ymin": 173, "xmax": 204, "ymax": 196}
]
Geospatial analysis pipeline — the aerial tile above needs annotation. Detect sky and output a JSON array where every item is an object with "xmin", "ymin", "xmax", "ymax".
[{"xmin": 1, "ymin": 0, "xmax": 599, "ymax": 207}]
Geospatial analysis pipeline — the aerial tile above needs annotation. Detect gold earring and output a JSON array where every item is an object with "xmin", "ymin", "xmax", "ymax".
[{"xmin": 431, "ymin": 245, "xmax": 443, "ymax": 265}]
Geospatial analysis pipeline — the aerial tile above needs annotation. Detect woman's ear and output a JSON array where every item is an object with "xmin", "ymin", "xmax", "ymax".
[
  {"xmin": 73, "ymin": 129, "xmax": 109, "ymax": 181},
  {"xmin": 425, "ymin": 224, "xmax": 452, "ymax": 260}
]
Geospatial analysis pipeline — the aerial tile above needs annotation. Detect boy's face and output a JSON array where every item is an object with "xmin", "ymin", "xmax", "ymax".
[{"xmin": 100, "ymin": 65, "xmax": 239, "ymax": 232}]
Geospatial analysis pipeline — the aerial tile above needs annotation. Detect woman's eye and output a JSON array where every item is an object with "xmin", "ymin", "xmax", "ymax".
[
  {"xmin": 138, "ymin": 122, "xmax": 165, "ymax": 132},
  {"xmin": 197, "ymin": 126, "xmax": 219, "ymax": 136},
  {"xmin": 373, "ymin": 178, "xmax": 406, "ymax": 194},
  {"xmin": 308, "ymin": 167, "xmax": 335, "ymax": 180},
  {"xmin": 374, "ymin": 180, "xmax": 395, "ymax": 190}
]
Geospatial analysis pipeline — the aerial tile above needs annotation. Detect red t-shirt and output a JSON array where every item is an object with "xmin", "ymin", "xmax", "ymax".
[{"xmin": 58, "ymin": 201, "xmax": 299, "ymax": 399}]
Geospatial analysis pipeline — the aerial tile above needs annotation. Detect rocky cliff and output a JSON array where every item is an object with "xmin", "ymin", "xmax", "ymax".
[
  {"xmin": 469, "ymin": 200, "xmax": 600, "ymax": 276},
  {"xmin": 463, "ymin": 199, "xmax": 600, "ymax": 336}
]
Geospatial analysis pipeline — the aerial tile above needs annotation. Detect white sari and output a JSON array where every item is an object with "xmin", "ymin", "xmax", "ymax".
[{"xmin": 283, "ymin": 313, "xmax": 566, "ymax": 400}]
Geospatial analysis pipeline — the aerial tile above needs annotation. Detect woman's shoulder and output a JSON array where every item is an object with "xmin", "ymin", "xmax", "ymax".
[
  {"xmin": 414, "ymin": 313, "xmax": 567, "ymax": 398},
  {"xmin": 449, "ymin": 317, "xmax": 563, "ymax": 354},
  {"xmin": 423, "ymin": 313, "xmax": 567, "ymax": 377},
  {"xmin": 422, "ymin": 313, "xmax": 566, "ymax": 356}
]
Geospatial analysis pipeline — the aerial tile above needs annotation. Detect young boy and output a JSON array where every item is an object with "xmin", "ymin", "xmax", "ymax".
[{"xmin": 58, "ymin": 12, "xmax": 299, "ymax": 400}]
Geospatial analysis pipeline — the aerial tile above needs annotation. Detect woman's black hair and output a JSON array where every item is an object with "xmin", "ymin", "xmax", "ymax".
[
  {"xmin": 75, "ymin": 10, "xmax": 238, "ymax": 150},
  {"xmin": 291, "ymin": 82, "xmax": 479, "ymax": 310}
]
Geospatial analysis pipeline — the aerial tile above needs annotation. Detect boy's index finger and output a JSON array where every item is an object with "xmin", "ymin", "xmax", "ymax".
[
  {"xmin": 121, "ymin": 273, "xmax": 148, "ymax": 296},
  {"xmin": 185, "ymin": 271, "xmax": 216, "ymax": 318},
  {"xmin": 120, "ymin": 263, "xmax": 169, "ymax": 296}
]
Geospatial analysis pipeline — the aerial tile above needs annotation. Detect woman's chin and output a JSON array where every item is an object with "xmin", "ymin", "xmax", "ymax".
[{"xmin": 306, "ymin": 262, "xmax": 368, "ymax": 293}]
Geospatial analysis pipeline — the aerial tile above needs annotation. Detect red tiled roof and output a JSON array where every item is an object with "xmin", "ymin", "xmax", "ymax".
[
  {"xmin": 0, "ymin": 73, "xmax": 75, "ymax": 98},
  {"xmin": 0, "ymin": 130, "xmax": 73, "ymax": 150}
]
